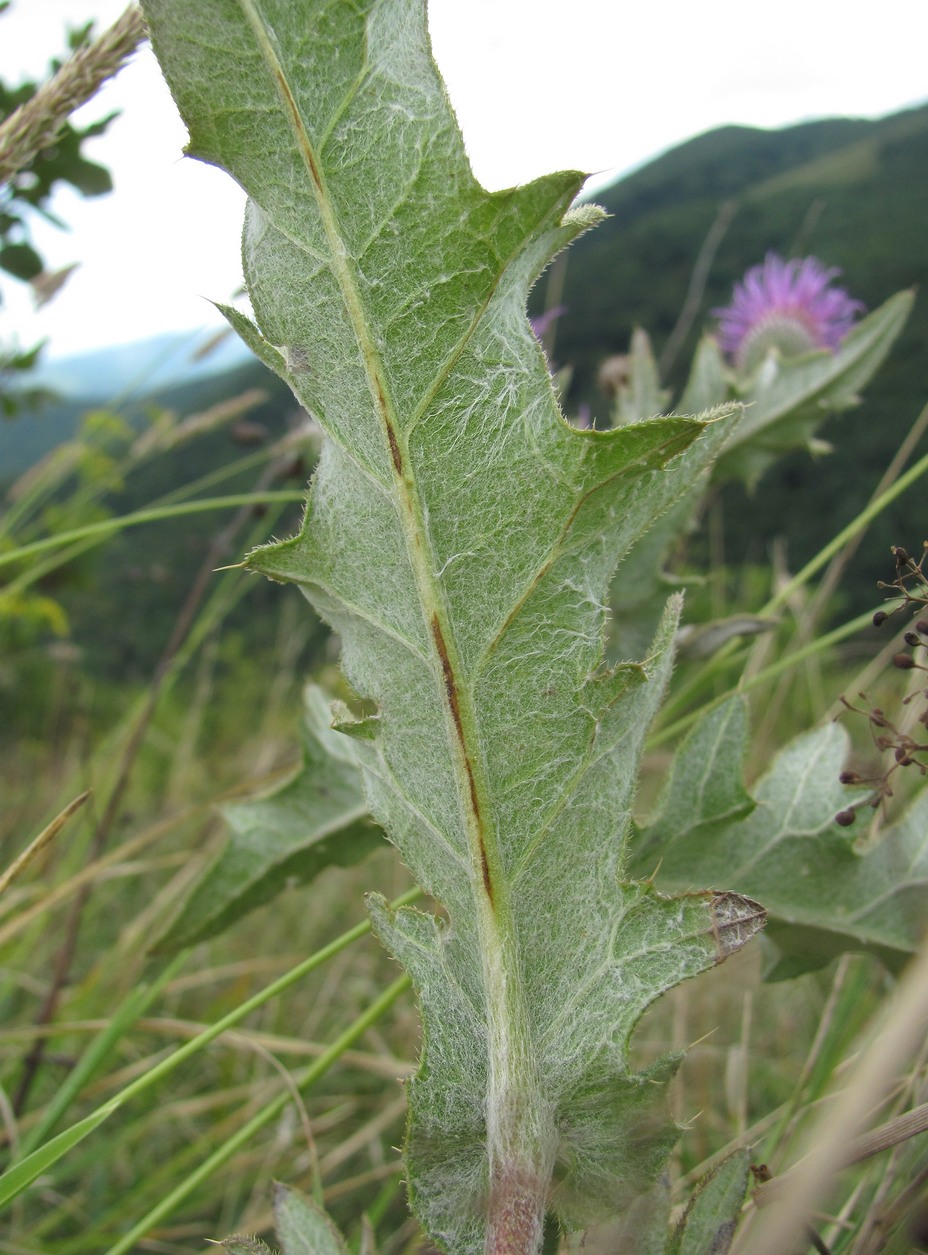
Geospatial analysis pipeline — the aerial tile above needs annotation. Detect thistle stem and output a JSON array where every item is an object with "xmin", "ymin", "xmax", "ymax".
[{"xmin": 486, "ymin": 1160, "xmax": 548, "ymax": 1255}]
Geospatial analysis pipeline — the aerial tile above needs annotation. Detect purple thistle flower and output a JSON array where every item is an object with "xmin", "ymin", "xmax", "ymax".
[{"xmin": 713, "ymin": 253, "xmax": 864, "ymax": 373}]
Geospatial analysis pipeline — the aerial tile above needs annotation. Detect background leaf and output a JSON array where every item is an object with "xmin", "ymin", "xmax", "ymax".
[
  {"xmin": 157, "ymin": 685, "xmax": 382, "ymax": 952},
  {"xmin": 273, "ymin": 1183, "xmax": 349, "ymax": 1255},
  {"xmin": 632, "ymin": 696, "xmax": 928, "ymax": 974},
  {"xmin": 668, "ymin": 1149, "xmax": 750, "ymax": 1255}
]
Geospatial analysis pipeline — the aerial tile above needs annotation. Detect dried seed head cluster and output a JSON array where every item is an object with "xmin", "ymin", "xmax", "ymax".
[{"xmin": 836, "ymin": 543, "xmax": 928, "ymax": 825}]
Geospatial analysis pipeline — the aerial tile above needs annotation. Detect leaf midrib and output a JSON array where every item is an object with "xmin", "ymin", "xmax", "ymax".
[{"xmin": 238, "ymin": 0, "xmax": 506, "ymax": 926}]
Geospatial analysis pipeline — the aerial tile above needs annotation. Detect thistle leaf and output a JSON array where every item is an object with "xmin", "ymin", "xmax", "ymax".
[
  {"xmin": 156, "ymin": 685, "xmax": 381, "ymax": 952},
  {"xmin": 143, "ymin": 2, "xmax": 759, "ymax": 1248},
  {"xmin": 668, "ymin": 1149, "xmax": 750, "ymax": 1255},
  {"xmin": 633, "ymin": 696, "xmax": 928, "ymax": 974},
  {"xmin": 273, "ymin": 1183, "xmax": 349, "ymax": 1255}
]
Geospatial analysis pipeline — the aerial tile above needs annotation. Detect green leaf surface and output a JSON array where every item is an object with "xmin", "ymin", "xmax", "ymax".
[
  {"xmin": 604, "ymin": 495, "xmax": 691, "ymax": 660},
  {"xmin": 668, "ymin": 1149, "xmax": 750, "ymax": 1255},
  {"xmin": 157, "ymin": 685, "xmax": 381, "ymax": 952},
  {"xmin": 0, "ymin": 1100, "xmax": 121, "ymax": 1209},
  {"xmin": 273, "ymin": 1183, "xmax": 349, "ymax": 1255},
  {"xmin": 633, "ymin": 696, "xmax": 928, "ymax": 973},
  {"xmin": 143, "ymin": 2, "xmax": 760, "ymax": 1249}
]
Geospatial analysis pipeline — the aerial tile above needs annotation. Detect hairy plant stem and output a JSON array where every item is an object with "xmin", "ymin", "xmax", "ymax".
[{"xmin": 481, "ymin": 930, "xmax": 552, "ymax": 1255}]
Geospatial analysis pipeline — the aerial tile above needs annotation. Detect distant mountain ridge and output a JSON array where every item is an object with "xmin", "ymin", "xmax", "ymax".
[
  {"xmin": 1, "ymin": 328, "xmax": 258, "ymax": 478},
  {"xmin": 587, "ymin": 114, "xmax": 884, "ymax": 215}
]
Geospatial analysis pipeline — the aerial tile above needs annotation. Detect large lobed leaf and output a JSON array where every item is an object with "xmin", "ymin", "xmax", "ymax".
[
  {"xmin": 143, "ymin": 2, "xmax": 762, "ymax": 1250},
  {"xmin": 632, "ymin": 696, "xmax": 928, "ymax": 976}
]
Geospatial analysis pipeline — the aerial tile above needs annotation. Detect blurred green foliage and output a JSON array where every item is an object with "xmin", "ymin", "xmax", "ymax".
[{"xmin": 0, "ymin": 357, "xmax": 323, "ymax": 741}]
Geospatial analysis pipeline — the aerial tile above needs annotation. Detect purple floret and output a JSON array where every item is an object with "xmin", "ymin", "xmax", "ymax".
[{"xmin": 713, "ymin": 253, "xmax": 864, "ymax": 368}]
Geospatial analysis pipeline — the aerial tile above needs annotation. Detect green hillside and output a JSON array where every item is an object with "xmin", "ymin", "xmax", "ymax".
[
  {"xmin": 540, "ymin": 102, "xmax": 928, "ymax": 608},
  {"xmin": 63, "ymin": 361, "xmax": 313, "ymax": 681},
  {"xmin": 1, "ymin": 356, "xmax": 323, "ymax": 722}
]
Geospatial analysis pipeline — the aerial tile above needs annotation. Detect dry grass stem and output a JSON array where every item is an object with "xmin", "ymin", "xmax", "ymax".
[
  {"xmin": 0, "ymin": 6, "xmax": 147, "ymax": 186},
  {"xmin": 0, "ymin": 790, "xmax": 89, "ymax": 896},
  {"xmin": 735, "ymin": 934, "xmax": 928, "ymax": 1253}
]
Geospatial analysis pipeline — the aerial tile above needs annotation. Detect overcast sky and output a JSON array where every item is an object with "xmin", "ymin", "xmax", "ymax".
[{"xmin": 1, "ymin": 0, "xmax": 926, "ymax": 360}]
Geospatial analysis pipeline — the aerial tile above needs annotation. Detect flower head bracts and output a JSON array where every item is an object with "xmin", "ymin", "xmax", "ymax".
[{"xmin": 713, "ymin": 253, "xmax": 864, "ymax": 373}]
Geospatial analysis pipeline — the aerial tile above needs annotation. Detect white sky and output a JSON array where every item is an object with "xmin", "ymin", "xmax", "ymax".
[{"xmin": 1, "ymin": 0, "xmax": 926, "ymax": 360}]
